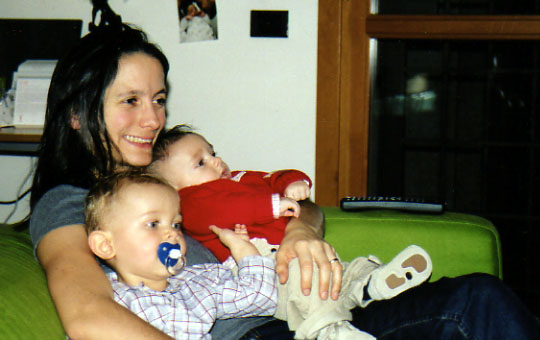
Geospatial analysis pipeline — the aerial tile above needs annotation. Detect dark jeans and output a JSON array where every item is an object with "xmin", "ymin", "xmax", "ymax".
[{"xmin": 240, "ymin": 274, "xmax": 540, "ymax": 340}]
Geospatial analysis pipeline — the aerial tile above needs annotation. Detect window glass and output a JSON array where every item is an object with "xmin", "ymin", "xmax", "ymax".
[{"xmin": 370, "ymin": 39, "xmax": 540, "ymax": 203}]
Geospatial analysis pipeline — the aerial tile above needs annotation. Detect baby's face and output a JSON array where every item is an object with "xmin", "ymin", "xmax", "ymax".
[
  {"xmin": 104, "ymin": 182, "xmax": 186, "ymax": 286},
  {"xmin": 155, "ymin": 134, "xmax": 231, "ymax": 190},
  {"xmin": 187, "ymin": 4, "xmax": 197, "ymax": 16}
]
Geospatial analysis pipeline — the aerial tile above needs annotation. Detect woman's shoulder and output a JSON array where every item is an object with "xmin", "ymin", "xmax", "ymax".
[
  {"xmin": 32, "ymin": 184, "xmax": 88, "ymax": 216},
  {"xmin": 29, "ymin": 184, "xmax": 89, "ymax": 249},
  {"xmin": 39, "ymin": 184, "xmax": 89, "ymax": 201}
]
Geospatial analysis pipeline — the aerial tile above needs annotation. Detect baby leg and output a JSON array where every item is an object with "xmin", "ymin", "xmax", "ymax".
[{"xmin": 276, "ymin": 258, "xmax": 375, "ymax": 339}]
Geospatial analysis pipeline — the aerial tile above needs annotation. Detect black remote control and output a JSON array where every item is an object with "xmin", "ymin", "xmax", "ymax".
[{"xmin": 340, "ymin": 196, "xmax": 444, "ymax": 213}]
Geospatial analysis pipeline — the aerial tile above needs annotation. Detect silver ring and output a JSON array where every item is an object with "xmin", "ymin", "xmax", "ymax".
[{"xmin": 329, "ymin": 258, "xmax": 339, "ymax": 264}]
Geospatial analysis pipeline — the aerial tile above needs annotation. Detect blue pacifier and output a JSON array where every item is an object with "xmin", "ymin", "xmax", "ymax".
[{"xmin": 158, "ymin": 242, "xmax": 185, "ymax": 275}]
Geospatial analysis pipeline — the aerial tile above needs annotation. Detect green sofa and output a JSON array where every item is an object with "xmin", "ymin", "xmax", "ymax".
[{"xmin": 0, "ymin": 207, "xmax": 502, "ymax": 339}]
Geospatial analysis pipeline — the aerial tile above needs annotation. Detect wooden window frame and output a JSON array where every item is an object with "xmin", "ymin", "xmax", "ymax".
[{"xmin": 315, "ymin": 0, "xmax": 540, "ymax": 206}]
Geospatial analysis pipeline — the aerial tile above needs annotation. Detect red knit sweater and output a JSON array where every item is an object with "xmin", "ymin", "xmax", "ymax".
[{"xmin": 179, "ymin": 170, "xmax": 312, "ymax": 262}]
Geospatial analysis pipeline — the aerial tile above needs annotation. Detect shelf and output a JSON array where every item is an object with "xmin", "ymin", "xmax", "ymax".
[{"xmin": 0, "ymin": 127, "xmax": 42, "ymax": 155}]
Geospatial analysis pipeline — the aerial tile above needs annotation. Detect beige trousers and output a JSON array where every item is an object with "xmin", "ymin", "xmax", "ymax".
[{"xmin": 248, "ymin": 238, "xmax": 380, "ymax": 340}]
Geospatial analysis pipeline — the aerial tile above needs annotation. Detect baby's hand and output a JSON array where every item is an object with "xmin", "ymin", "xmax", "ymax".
[
  {"xmin": 280, "ymin": 197, "xmax": 300, "ymax": 218},
  {"xmin": 210, "ymin": 225, "xmax": 259, "ymax": 260},
  {"xmin": 284, "ymin": 181, "xmax": 311, "ymax": 201},
  {"xmin": 209, "ymin": 225, "xmax": 248, "ymax": 248},
  {"xmin": 233, "ymin": 224, "xmax": 250, "ymax": 242}
]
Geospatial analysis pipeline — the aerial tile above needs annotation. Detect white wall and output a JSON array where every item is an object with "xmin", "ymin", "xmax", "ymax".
[
  {"xmin": 0, "ymin": 155, "xmax": 35, "ymax": 223},
  {"xmin": 0, "ymin": 0, "xmax": 318, "ymax": 223}
]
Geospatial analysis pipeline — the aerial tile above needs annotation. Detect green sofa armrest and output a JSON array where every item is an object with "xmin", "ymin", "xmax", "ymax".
[
  {"xmin": 0, "ymin": 208, "xmax": 501, "ymax": 339},
  {"xmin": 322, "ymin": 207, "xmax": 502, "ymax": 281}
]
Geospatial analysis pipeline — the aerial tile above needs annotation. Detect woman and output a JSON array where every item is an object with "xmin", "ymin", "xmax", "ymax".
[
  {"xmin": 29, "ymin": 23, "xmax": 539, "ymax": 340},
  {"xmin": 29, "ymin": 23, "xmax": 332, "ymax": 340}
]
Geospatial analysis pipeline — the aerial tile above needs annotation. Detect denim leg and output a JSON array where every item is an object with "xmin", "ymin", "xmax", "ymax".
[
  {"xmin": 238, "ymin": 319, "xmax": 294, "ymax": 340},
  {"xmin": 350, "ymin": 273, "xmax": 540, "ymax": 340}
]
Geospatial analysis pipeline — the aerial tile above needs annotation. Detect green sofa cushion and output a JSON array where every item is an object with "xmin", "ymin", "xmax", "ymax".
[
  {"xmin": 0, "ymin": 225, "xmax": 65, "ymax": 338},
  {"xmin": 322, "ymin": 207, "xmax": 502, "ymax": 281}
]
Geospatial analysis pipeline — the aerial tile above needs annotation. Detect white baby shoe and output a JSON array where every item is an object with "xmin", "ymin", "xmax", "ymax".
[{"xmin": 367, "ymin": 245, "xmax": 432, "ymax": 300}]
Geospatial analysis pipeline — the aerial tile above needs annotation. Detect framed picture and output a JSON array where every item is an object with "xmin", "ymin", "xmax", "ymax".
[{"xmin": 177, "ymin": 0, "xmax": 218, "ymax": 43}]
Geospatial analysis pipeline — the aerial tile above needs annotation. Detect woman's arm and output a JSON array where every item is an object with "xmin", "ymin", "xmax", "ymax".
[
  {"xmin": 274, "ymin": 200, "xmax": 343, "ymax": 301},
  {"xmin": 36, "ymin": 225, "xmax": 173, "ymax": 340}
]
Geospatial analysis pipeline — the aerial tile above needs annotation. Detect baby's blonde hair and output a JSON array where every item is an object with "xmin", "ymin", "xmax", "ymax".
[{"xmin": 85, "ymin": 170, "xmax": 173, "ymax": 233}]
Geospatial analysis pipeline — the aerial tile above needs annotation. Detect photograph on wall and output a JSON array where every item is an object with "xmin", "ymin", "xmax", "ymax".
[{"xmin": 177, "ymin": 0, "xmax": 218, "ymax": 43}]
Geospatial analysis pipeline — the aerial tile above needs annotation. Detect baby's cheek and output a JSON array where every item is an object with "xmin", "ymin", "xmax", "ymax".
[{"xmin": 178, "ymin": 236, "xmax": 188, "ymax": 256}]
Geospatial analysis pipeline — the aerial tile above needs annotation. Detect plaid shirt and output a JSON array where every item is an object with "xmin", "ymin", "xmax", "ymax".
[{"xmin": 108, "ymin": 256, "xmax": 277, "ymax": 340}]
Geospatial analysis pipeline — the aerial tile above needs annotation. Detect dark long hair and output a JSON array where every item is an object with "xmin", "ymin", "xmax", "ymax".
[{"xmin": 30, "ymin": 24, "xmax": 169, "ymax": 208}]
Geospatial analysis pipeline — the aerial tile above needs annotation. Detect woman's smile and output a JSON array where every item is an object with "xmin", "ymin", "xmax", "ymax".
[{"xmin": 124, "ymin": 134, "xmax": 155, "ymax": 145}]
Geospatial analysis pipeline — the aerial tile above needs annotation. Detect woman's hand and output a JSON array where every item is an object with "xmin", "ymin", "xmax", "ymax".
[{"xmin": 275, "ymin": 200, "xmax": 343, "ymax": 301}]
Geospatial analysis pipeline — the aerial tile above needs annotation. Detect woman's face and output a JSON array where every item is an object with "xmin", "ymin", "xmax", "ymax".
[{"xmin": 103, "ymin": 52, "xmax": 167, "ymax": 167}]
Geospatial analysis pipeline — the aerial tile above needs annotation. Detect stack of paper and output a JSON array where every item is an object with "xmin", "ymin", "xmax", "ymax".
[{"xmin": 12, "ymin": 60, "xmax": 57, "ymax": 127}]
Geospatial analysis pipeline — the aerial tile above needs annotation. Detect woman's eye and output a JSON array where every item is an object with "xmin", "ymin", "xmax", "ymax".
[
  {"xmin": 124, "ymin": 97, "xmax": 138, "ymax": 105},
  {"xmin": 154, "ymin": 97, "xmax": 167, "ymax": 106}
]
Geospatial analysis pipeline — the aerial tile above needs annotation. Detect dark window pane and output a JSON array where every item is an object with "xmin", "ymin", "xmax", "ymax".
[
  {"xmin": 485, "ymin": 147, "xmax": 531, "ymax": 214},
  {"xmin": 404, "ymin": 150, "xmax": 440, "ymax": 198},
  {"xmin": 488, "ymin": 74, "xmax": 534, "ymax": 142},
  {"xmin": 448, "ymin": 78, "xmax": 485, "ymax": 142},
  {"xmin": 370, "ymin": 39, "xmax": 540, "ymax": 208},
  {"xmin": 451, "ymin": 151, "xmax": 484, "ymax": 211}
]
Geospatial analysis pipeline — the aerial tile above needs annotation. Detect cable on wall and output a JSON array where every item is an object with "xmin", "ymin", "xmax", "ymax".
[
  {"xmin": 0, "ymin": 187, "xmax": 31, "ymax": 205},
  {"xmin": 2, "ymin": 157, "xmax": 36, "ymax": 225}
]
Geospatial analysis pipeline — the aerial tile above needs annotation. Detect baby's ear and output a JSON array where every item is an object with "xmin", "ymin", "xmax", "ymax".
[{"xmin": 88, "ymin": 230, "xmax": 115, "ymax": 260}]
